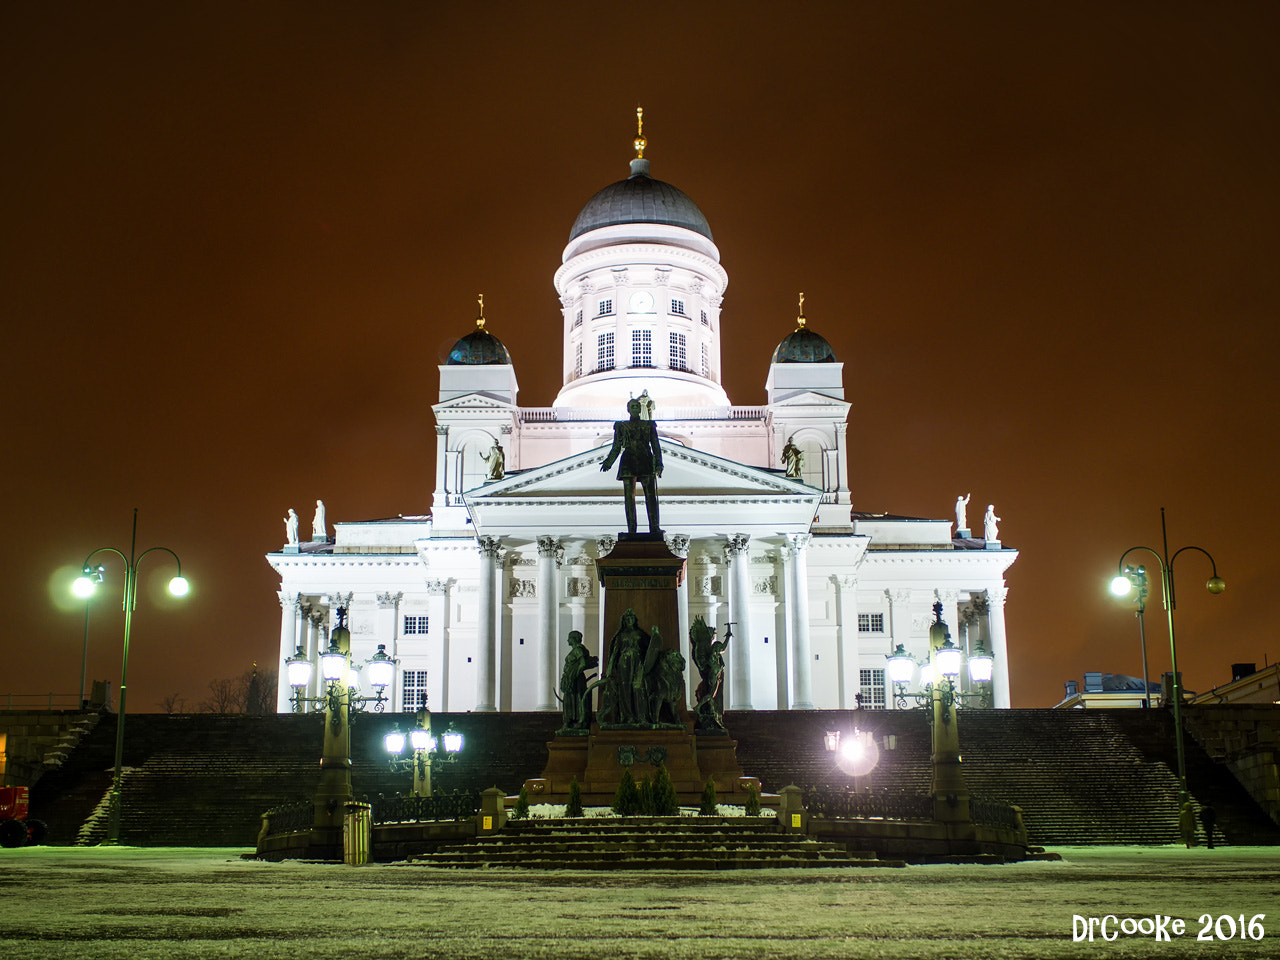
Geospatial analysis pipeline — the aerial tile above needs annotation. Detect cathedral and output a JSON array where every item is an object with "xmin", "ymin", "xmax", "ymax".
[{"xmin": 269, "ymin": 123, "xmax": 1017, "ymax": 715}]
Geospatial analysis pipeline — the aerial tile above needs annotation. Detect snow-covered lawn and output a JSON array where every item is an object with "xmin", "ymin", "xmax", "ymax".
[{"xmin": 0, "ymin": 845, "xmax": 1275, "ymax": 959}]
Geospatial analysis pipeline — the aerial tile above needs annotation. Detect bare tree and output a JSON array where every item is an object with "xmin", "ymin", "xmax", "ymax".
[
  {"xmin": 157, "ymin": 693, "xmax": 187, "ymax": 714},
  {"xmin": 199, "ymin": 665, "xmax": 279, "ymax": 714},
  {"xmin": 200, "ymin": 677, "xmax": 242, "ymax": 713}
]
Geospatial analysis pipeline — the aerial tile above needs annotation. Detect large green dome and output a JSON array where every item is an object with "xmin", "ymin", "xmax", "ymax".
[{"xmin": 569, "ymin": 158, "xmax": 713, "ymax": 242}]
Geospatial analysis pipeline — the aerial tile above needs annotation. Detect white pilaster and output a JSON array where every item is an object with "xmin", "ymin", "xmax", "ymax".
[
  {"xmin": 725, "ymin": 534, "xmax": 754, "ymax": 709},
  {"xmin": 375, "ymin": 591, "xmax": 402, "ymax": 711},
  {"xmin": 666, "ymin": 534, "xmax": 691, "ymax": 694},
  {"xmin": 475, "ymin": 536, "xmax": 501, "ymax": 711},
  {"xmin": 786, "ymin": 534, "xmax": 815, "ymax": 709},
  {"xmin": 833, "ymin": 575, "xmax": 860, "ymax": 708},
  {"xmin": 536, "ymin": 536, "xmax": 560, "ymax": 710}
]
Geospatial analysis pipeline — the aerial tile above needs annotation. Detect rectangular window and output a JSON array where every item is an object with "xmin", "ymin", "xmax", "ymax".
[
  {"xmin": 596, "ymin": 298, "xmax": 614, "ymax": 317},
  {"xmin": 860, "ymin": 668, "xmax": 887, "ymax": 710},
  {"xmin": 700, "ymin": 309, "xmax": 708, "ymax": 326},
  {"xmin": 701, "ymin": 342, "xmax": 709, "ymax": 377},
  {"xmin": 670, "ymin": 299, "xmax": 686, "ymax": 317},
  {"xmin": 857, "ymin": 613, "xmax": 885, "ymax": 633},
  {"xmin": 596, "ymin": 331, "xmax": 615, "ymax": 372},
  {"xmin": 404, "ymin": 615, "xmax": 429, "ymax": 635},
  {"xmin": 574, "ymin": 341, "xmax": 582, "ymax": 378},
  {"xmin": 573, "ymin": 309, "xmax": 583, "ymax": 328},
  {"xmin": 631, "ymin": 328, "xmax": 652, "ymax": 367},
  {"xmin": 402, "ymin": 670, "xmax": 429, "ymax": 711},
  {"xmin": 669, "ymin": 331, "xmax": 688, "ymax": 371}
]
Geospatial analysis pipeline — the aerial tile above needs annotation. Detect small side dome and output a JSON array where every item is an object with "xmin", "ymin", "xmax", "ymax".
[
  {"xmin": 771, "ymin": 293, "xmax": 837, "ymax": 363},
  {"xmin": 447, "ymin": 294, "xmax": 513, "ymax": 365}
]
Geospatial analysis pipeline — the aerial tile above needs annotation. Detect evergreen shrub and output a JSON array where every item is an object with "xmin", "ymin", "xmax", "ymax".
[
  {"xmin": 565, "ymin": 777, "xmax": 584, "ymax": 818},
  {"xmin": 699, "ymin": 777, "xmax": 719, "ymax": 816}
]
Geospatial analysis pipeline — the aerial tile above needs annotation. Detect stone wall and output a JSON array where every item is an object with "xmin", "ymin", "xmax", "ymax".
[
  {"xmin": 0, "ymin": 710, "xmax": 100, "ymax": 788},
  {"xmin": 1184, "ymin": 705, "xmax": 1280, "ymax": 824}
]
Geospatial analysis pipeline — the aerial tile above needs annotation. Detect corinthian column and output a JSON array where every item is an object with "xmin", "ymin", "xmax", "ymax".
[
  {"xmin": 535, "ymin": 536, "xmax": 560, "ymax": 711},
  {"xmin": 475, "ymin": 536, "xmax": 502, "ymax": 712},
  {"xmin": 986, "ymin": 587, "xmax": 1011, "ymax": 708},
  {"xmin": 725, "ymin": 534, "xmax": 754, "ymax": 709},
  {"xmin": 786, "ymin": 534, "xmax": 815, "ymax": 709},
  {"xmin": 276, "ymin": 592, "xmax": 301, "ymax": 713},
  {"xmin": 666, "ymin": 533, "xmax": 692, "ymax": 683}
]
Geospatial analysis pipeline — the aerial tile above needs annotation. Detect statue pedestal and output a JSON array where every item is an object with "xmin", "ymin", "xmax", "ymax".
[
  {"xmin": 530, "ymin": 533, "xmax": 751, "ymax": 806},
  {"xmin": 955, "ymin": 528, "xmax": 971, "ymax": 539}
]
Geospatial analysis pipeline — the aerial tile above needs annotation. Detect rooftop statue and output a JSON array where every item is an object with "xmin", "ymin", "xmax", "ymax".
[
  {"xmin": 984, "ymin": 504, "xmax": 1001, "ymax": 541},
  {"xmin": 312, "ymin": 499, "xmax": 326, "ymax": 541},
  {"xmin": 284, "ymin": 508, "xmax": 299, "ymax": 546},
  {"xmin": 782, "ymin": 436, "xmax": 804, "ymax": 480},
  {"xmin": 955, "ymin": 493, "xmax": 971, "ymax": 532},
  {"xmin": 600, "ymin": 398, "xmax": 663, "ymax": 535},
  {"xmin": 481, "ymin": 440, "xmax": 505, "ymax": 481}
]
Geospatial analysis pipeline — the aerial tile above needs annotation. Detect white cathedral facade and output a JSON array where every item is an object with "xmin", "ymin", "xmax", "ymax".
[{"xmin": 269, "ymin": 139, "xmax": 1017, "ymax": 715}]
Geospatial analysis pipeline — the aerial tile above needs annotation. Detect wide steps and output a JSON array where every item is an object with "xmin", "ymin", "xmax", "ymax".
[{"xmin": 408, "ymin": 817, "xmax": 901, "ymax": 869}]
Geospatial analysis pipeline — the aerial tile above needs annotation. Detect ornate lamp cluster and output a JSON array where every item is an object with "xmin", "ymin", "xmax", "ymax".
[
  {"xmin": 885, "ymin": 602, "xmax": 994, "ymax": 719},
  {"xmin": 284, "ymin": 607, "xmax": 397, "ymax": 728},
  {"xmin": 384, "ymin": 710, "xmax": 464, "ymax": 798}
]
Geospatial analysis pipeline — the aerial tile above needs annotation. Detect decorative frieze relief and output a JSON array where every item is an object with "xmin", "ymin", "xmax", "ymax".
[
  {"xmin": 565, "ymin": 577, "xmax": 594, "ymax": 599},
  {"xmin": 753, "ymin": 576, "xmax": 777, "ymax": 596},
  {"xmin": 509, "ymin": 579, "xmax": 537, "ymax": 599},
  {"xmin": 692, "ymin": 575, "xmax": 723, "ymax": 597}
]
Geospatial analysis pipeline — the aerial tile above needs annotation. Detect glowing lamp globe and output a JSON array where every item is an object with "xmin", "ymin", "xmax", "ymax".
[
  {"xmin": 365, "ymin": 645, "xmax": 396, "ymax": 689},
  {"xmin": 1206, "ymin": 576, "xmax": 1225, "ymax": 595},
  {"xmin": 348, "ymin": 667, "xmax": 362, "ymax": 693},
  {"xmin": 285, "ymin": 647, "xmax": 313, "ymax": 689},
  {"xmin": 319, "ymin": 642, "xmax": 347, "ymax": 682},
  {"xmin": 886, "ymin": 644, "xmax": 915, "ymax": 685},
  {"xmin": 409, "ymin": 728, "xmax": 433, "ymax": 752},
  {"xmin": 935, "ymin": 638, "xmax": 963, "ymax": 678},
  {"xmin": 1110, "ymin": 575, "xmax": 1133, "ymax": 597},
  {"xmin": 442, "ymin": 730, "xmax": 464, "ymax": 753},
  {"xmin": 968, "ymin": 643, "xmax": 994, "ymax": 684},
  {"xmin": 168, "ymin": 576, "xmax": 189, "ymax": 597},
  {"xmin": 72, "ymin": 575, "xmax": 96, "ymax": 598},
  {"xmin": 384, "ymin": 731, "xmax": 406, "ymax": 754}
]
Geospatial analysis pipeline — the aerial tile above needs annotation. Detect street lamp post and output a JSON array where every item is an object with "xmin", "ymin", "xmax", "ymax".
[
  {"xmin": 283, "ymin": 607, "xmax": 396, "ymax": 830},
  {"xmin": 384, "ymin": 709, "xmax": 464, "ymax": 797},
  {"xmin": 1113, "ymin": 564, "xmax": 1153, "ymax": 708},
  {"xmin": 72, "ymin": 509, "xmax": 188, "ymax": 843},
  {"xmin": 1109, "ymin": 508, "xmax": 1225, "ymax": 802},
  {"xmin": 77, "ymin": 565, "xmax": 105, "ymax": 707}
]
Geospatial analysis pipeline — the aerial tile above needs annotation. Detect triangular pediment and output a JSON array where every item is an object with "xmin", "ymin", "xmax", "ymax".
[
  {"xmin": 432, "ymin": 393, "xmax": 517, "ymax": 414},
  {"xmin": 463, "ymin": 440, "xmax": 820, "ymax": 537},
  {"xmin": 769, "ymin": 390, "xmax": 851, "ymax": 413}
]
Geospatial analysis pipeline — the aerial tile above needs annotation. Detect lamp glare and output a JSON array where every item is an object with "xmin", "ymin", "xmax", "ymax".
[
  {"xmin": 72, "ymin": 576, "xmax": 96, "ymax": 599},
  {"xmin": 1110, "ymin": 575, "xmax": 1133, "ymax": 597},
  {"xmin": 384, "ymin": 731, "xmax": 406, "ymax": 754},
  {"xmin": 168, "ymin": 576, "xmax": 189, "ymax": 597}
]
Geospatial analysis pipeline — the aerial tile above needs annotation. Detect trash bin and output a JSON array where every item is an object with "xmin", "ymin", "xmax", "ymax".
[{"xmin": 343, "ymin": 802, "xmax": 372, "ymax": 866}]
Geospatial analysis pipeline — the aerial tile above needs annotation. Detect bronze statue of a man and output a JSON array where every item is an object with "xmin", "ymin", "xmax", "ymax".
[{"xmin": 600, "ymin": 398, "xmax": 663, "ymax": 535}]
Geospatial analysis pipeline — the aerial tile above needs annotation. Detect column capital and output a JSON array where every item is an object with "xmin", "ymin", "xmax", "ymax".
[
  {"xmin": 935, "ymin": 589, "xmax": 961, "ymax": 604},
  {"xmin": 785, "ymin": 532, "xmax": 812, "ymax": 552},
  {"xmin": 987, "ymin": 586, "xmax": 1009, "ymax": 606},
  {"xmin": 478, "ymin": 536, "xmax": 502, "ymax": 559},
  {"xmin": 376, "ymin": 591, "xmax": 403, "ymax": 609},
  {"xmin": 724, "ymin": 533, "xmax": 751, "ymax": 558},
  {"xmin": 665, "ymin": 533, "xmax": 691, "ymax": 558},
  {"xmin": 537, "ymin": 535, "xmax": 560, "ymax": 558},
  {"xmin": 596, "ymin": 535, "xmax": 617, "ymax": 557},
  {"xmin": 831, "ymin": 573, "xmax": 858, "ymax": 591},
  {"xmin": 277, "ymin": 591, "xmax": 301, "ymax": 611},
  {"xmin": 887, "ymin": 588, "xmax": 912, "ymax": 606},
  {"xmin": 424, "ymin": 578, "xmax": 452, "ymax": 596}
]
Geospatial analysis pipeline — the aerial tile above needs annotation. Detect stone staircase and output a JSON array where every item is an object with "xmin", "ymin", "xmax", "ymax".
[
  {"xmin": 26, "ymin": 708, "xmax": 1280, "ymax": 848},
  {"xmin": 408, "ymin": 816, "xmax": 906, "ymax": 869}
]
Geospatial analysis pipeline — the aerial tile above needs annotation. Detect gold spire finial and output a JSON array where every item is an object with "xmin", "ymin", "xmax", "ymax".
[
  {"xmin": 634, "ymin": 105, "xmax": 646, "ymax": 159},
  {"xmin": 796, "ymin": 292, "xmax": 807, "ymax": 330},
  {"xmin": 476, "ymin": 293, "xmax": 486, "ymax": 331}
]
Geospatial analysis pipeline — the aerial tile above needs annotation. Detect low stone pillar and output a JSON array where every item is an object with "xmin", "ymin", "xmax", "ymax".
[
  {"xmin": 776, "ymin": 784, "xmax": 808, "ymax": 834},
  {"xmin": 477, "ymin": 787, "xmax": 507, "ymax": 834},
  {"xmin": 343, "ymin": 802, "xmax": 372, "ymax": 866}
]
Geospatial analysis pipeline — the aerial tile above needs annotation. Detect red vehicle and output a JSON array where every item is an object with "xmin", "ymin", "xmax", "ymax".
[{"xmin": 0, "ymin": 786, "xmax": 46, "ymax": 847}]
